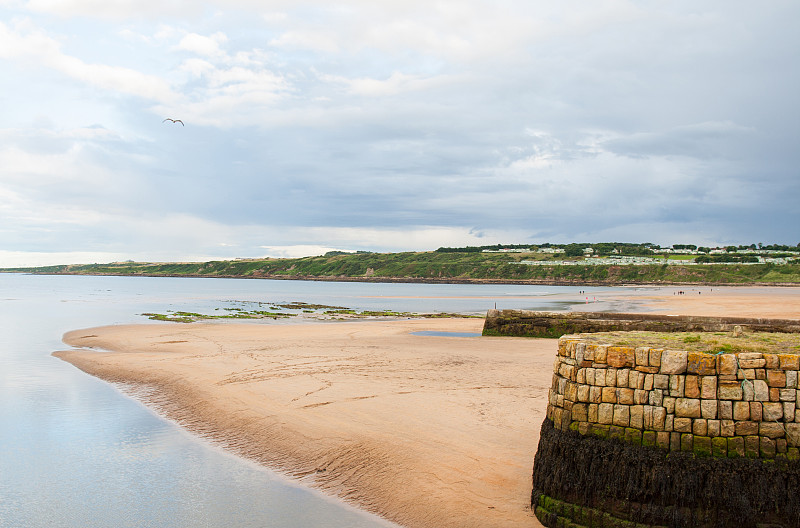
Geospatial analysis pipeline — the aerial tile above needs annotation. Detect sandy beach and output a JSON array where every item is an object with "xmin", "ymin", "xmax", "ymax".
[
  {"xmin": 54, "ymin": 286, "xmax": 800, "ymax": 528},
  {"xmin": 57, "ymin": 318, "xmax": 553, "ymax": 528}
]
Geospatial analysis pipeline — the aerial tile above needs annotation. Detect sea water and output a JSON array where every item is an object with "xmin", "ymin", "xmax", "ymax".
[{"xmin": 0, "ymin": 273, "xmax": 636, "ymax": 527}]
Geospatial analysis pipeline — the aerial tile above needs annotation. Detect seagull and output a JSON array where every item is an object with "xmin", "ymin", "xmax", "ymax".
[{"xmin": 162, "ymin": 118, "xmax": 184, "ymax": 126}]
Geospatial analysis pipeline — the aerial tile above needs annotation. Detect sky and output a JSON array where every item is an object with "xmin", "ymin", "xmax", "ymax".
[{"xmin": 1, "ymin": 1, "xmax": 798, "ymax": 266}]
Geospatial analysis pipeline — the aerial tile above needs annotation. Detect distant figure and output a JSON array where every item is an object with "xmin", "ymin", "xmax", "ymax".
[{"xmin": 163, "ymin": 118, "xmax": 184, "ymax": 126}]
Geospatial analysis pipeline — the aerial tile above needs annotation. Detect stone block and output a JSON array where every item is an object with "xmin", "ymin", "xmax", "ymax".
[
  {"xmin": 576, "ymin": 368, "xmax": 586, "ymax": 384},
  {"xmin": 787, "ymin": 370, "xmax": 798, "ymax": 389},
  {"xmin": 745, "ymin": 436, "xmax": 760, "ymax": 458},
  {"xmin": 609, "ymin": 368, "xmax": 621, "ymax": 387},
  {"xmin": 687, "ymin": 352, "xmax": 716, "ymax": 375},
  {"xmin": 742, "ymin": 381, "xmax": 755, "ymax": 402},
  {"xmin": 738, "ymin": 368, "xmax": 756, "ymax": 380},
  {"xmin": 761, "ymin": 437, "xmax": 777, "ymax": 458},
  {"xmin": 675, "ymin": 398, "xmax": 702, "ymax": 418},
  {"xmin": 660, "ymin": 350, "xmax": 688, "ymax": 374},
  {"xmin": 634, "ymin": 389, "xmax": 648, "ymax": 405},
  {"xmin": 700, "ymin": 376, "xmax": 717, "ymax": 399},
  {"xmin": 636, "ymin": 366, "xmax": 660, "ymax": 374},
  {"xmin": 643, "ymin": 374, "xmax": 654, "ymax": 391},
  {"xmin": 767, "ymin": 370, "xmax": 787, "ymax": 388},
  {"xmin": 649, "ymin": 348, "xmax": 663, "ymax": 367},
  {"xmin": 755, "ymin": 369, "xmax": 766, "ymax": 380},
  {"xmin": 707, "ymin": 419, "xmax": 721, "ymax": 437},
  {"xmin": 653, "ymin": 407, "xmax": 666, "ymax": 431},
  {"xmin": 780, "ymin": 388, "xmax": 796, "ymax": 401},
  {"xmin": 577, "ymin": 384, "xmax": 590, "ymax": 402},
  {"xmin": 674, "ymin": 417, "xmax": 693, "ymax": 433},
  {"xmin": 616, "ymin": 368, "xmax": 629, "ymax": 388},
  {"xmin": 594, "ymin": 345, "xmax": 608, "ymax": 364},
  {"xmin": 786, "ymin": 423, "xmax": 800, "ymax": 447},
  {"xmin": 642, "ymin": 430, "xmax": 657, "ymax": 448},
  {"xmin": 588, "ymin": 404, "xmax": 598, "ymax": 423},
  {"xmin": 626, "ymin": 370, "xmax": 639, "ymax": 389},
  {"xmin": 763, "ymin": 402, "xmax": 783, "ymax": 421},
  {"xmin": 669, "ymin": 375, "xmax": 685, "ymax": 398},
  {"xmin": 693, "ymin": 418, "xmax": 708, "ymax": 436},
  {"xmin": 607, "ymin": 346, "xmax": 634, "ymax": 368},
  {"xmin": 681, "ymin": 433, "xmax": 694, "ymax": 452},
  {"xmin": 575, "ymin": 342, "xmax": 586, "ymax": 363},
  {"xmin": 760, "ymin": 422, "xmax": 786, "ymax": 439},
  {"xmin": 565, "ymin": 382, "xmax": 578, "ymax": 401},
  {"xmin": 629, "ymin": 405, "xmax": 644, "ymax": 429},
  {"xmin": 635, "ymin": 347, "xmax": 649, "ymax": 367},
  {"xmin": 657, "ymin": 431, "xmax": 670, "ymax": 449},
  {"xmin": 718, "ymin": 400, "xmax": 733, "ymax": 420},
  {"xmin": 739, "ymin": 354, "xmax": 766, "ymax": 369},
  {"xmin": 648, "ymin": 389, "xmax": 663, "ymax": 407},
  {"xmin": 712, "ymin": 436, "xmax": 727, "ymax": 457},
  {"xmin": 589, "ymin": 386, "xmax": 602, "ymax": 403},
  {"xmin": 653, "ymin": 374, "xmax": 669, "ymax": 389},
  {"xmin": 684, "ymin": 375, "xmax": 700, "ymax": 398},
  {"xmin": 670, "ymin": 432, "xmax": 682, "ymax": 451},
  {"xmin": 665, "ymin": 414, "xmax": 674, "ymax": 432},
  {"xmin": 733, "ymin": 401, "xmax": 750, "ymax": 421},
  {"xmin": 593, "ymin": 369, "xmax": 606, "ymax": 387},
  {"xmin": 613, "ymin": 405, "xmax": 630, "ymax": 427},
  {"xmin": 701, "ymin": 399, "xmax": 718, "ymax": 419},
  {"xmin": 663, "ymin": 396, "xmax": 676, "ymax": 414},
  {"xmin": 617, "ymin": 388, "xmax": 635, "ymax": 405},
  {"xmin": 572, "ymin": 403, "xmax": 588, "ymax": 422},
  {"xmin": 728, "ymin": 436, "xmax": 745, "ymax": 457},
  {"xmin": 749, "ymin": 402, "xmax": 762, "ymax": 422},
  {"xmin": 624, "ymin": 427, "xmax": 642, "ymax": 445},
  {"xmin": 598, "ymin": 403, "xmax": 614, "ymax": 424},
  {"xmin": 601, "ymin": 387, "xmax": 617, "ymax": 403},
  {"xmin": 735, "ymin": 421, "xmax": 759, "ymax": 436},
  {"xmin": 764, "ymin": 353, "xmax": 780, "ymax": 369},
  {"xmin": 777, "ymin": 438, "xmax": 788, "ymax": 454},
  {"xmin": 754, "ymin": 379, "xmax": 770, "ymax": 401},
  {"xmin": 584, "ymin": 344, "xmax": 597, "ymax": 361},
  {"xmin": 608, "ymin": 425, "xmax": 625, "ymax": 440},
  {"xmin": 578, "ymin": 421, "xmax": 591, "ymax": 435},
  {"xmin": 717, "ymin": 354, "xmax": 738, "ymax": 375},
  {"xmin": 591, "ymin": 424, "xmax": 610, "ymax": 438},
  {"xmin": 779, "ymin": 355, "xmax": 800, "ymax": 371},
  {"xmin": 694, "ymin": 435, "xmax": 712, "ymax": 456},
  {"xmin": 785, "ymin": 402, "xmax": 796, "ymax": 422},
  {"xmin": 643, "ymin": 405, "xmax": 654, "ymax": 429}
]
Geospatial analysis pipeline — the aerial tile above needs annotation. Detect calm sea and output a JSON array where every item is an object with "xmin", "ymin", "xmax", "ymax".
[{"xmin": 0, "ymin": 273, "xmax": 637, "ymax": 528}]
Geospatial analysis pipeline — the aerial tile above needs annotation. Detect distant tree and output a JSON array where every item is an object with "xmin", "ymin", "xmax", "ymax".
[{"xmin": 564, "ymin": 244, "xmax": 585, "ymax": 257}]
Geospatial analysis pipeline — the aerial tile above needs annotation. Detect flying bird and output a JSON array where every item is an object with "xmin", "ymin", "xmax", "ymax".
[{"xmin": 162, "ymin": 118, "xmax": 184, "ymax": 126}]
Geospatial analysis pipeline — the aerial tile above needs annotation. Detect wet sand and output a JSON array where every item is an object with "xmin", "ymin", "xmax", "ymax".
[{"xmin": 54, "ymin": 286, "xmax": 800, "ymax": 528}]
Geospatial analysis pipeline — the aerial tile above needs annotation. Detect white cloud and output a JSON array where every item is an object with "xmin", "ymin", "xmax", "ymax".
[{"xmin": 177, "ymin": 32, "xmax": 227, "ymax": 57}]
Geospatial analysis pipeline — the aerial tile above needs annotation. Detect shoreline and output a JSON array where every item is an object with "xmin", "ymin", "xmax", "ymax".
[
  {"xmin": 7, "ymin": 269, "xmax": 800, "ymax": 287},
  {"xmin": 52, "ymin": 287, "xmax": 800, "ymax": 528}
]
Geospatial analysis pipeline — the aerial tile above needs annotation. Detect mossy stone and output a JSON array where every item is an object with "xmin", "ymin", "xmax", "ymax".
[
  {"xmin": 693, "ymin": 436, "xmax": 712, "ymax": 457},
  {"xmin": 642, "ymin": 430, "xmax": 657, "ymax": 448},
  {"xmin": 712, "ymin": 437, "xmax": 728, "ymax": 457},
  {"xmin": 624, "ymin": 427, "xmax": 642, "ymax": 445},
  {"xmin": 609, "ymin": 425, "xmax": 625, "ymax": 440}
]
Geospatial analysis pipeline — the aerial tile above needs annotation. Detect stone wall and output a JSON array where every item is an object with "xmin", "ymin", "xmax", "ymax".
[
  {"xmin": 483, "ymin": 309, "xmax": 800, "ymax": 338},
  {"xmin": 532, "ymin": 336, "xmax": 800, "ymax": 527}
]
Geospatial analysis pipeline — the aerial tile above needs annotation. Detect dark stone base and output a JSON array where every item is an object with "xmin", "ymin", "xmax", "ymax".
[
  {"xmin": 484, "ymin": 310, "xmax": 800, "ymax": 338},
  {"xmin": 532, "ymin": 419, "xmax": 800, "ymax": 528}
]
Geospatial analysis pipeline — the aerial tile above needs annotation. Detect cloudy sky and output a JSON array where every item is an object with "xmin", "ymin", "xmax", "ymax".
[{"xmin": 1, "ymin": 1, "xmax": 798, "ymax": 266}]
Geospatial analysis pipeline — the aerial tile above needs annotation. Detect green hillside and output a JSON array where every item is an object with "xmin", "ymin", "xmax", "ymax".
[{"xmin": 3, "ymin": 250, "xmax": 800, "ymax": 285}]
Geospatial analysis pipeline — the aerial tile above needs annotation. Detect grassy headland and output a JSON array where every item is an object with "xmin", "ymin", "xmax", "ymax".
[{"xmin": 3, "ymin": 249, "xmax": 800, "ymax": 285}]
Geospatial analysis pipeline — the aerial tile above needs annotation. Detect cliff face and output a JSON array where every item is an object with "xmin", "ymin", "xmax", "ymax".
[
  {"xmin": 532, "ymin": 335, "xmax": 800, "ymax": 528},
  {"xmin": 482, "ymin": 309, "xmax": 800, "ymax": 338}
]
